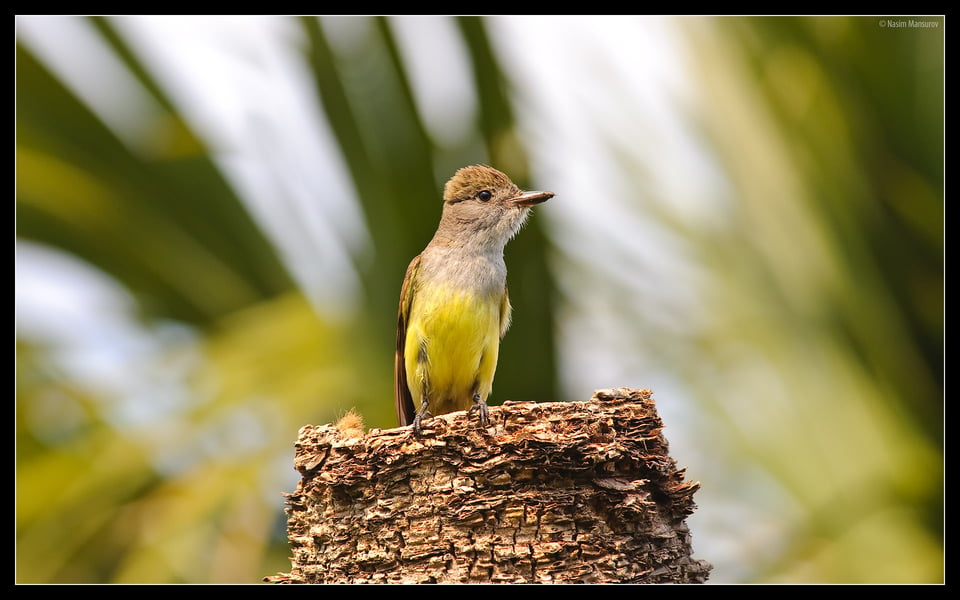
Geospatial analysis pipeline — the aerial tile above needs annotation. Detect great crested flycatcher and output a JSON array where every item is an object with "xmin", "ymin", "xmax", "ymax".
[{"xmin": 394, "ymin": 165, "xmax": 554, "ymax": 434}]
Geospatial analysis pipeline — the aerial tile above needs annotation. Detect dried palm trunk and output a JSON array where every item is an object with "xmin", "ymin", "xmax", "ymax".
[{"xmin": 267, "ymin": 388, "xmax": 711, "ymax": 584}]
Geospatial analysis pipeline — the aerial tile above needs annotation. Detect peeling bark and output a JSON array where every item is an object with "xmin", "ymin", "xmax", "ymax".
[{"xmin": 267, "ymin": 388, "xmax": 712, "ymax": 584}]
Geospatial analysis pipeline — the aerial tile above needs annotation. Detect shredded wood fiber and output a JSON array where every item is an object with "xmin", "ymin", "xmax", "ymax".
[{"xmin": 268, "ymin": 388, "xmax": 711, "ymax": 584}]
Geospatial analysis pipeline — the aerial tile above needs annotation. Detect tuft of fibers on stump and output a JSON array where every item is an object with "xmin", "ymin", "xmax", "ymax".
[{"xmin": 267, "ymin": 388, "xmax": 712, "ymax": 584}]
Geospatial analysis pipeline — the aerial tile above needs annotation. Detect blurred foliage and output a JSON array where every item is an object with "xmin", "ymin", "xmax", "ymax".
[
  {"xmin": 730, "ymin": 17, "xmax": 943, "ymax": 435},
  {"xmin": 15, "ymin": 15, "xmax": 942, "ymax": 584},
  {"xmin": 15, "ymin": 15, "xmax": 553, "ymax": 583},
  {"xmin": 674, "ymin": 16, "xmax": 942, "ymax": 582},
  {"xmin": 16, "ymin": 39, "xmax": 295, "ymax": 324}
]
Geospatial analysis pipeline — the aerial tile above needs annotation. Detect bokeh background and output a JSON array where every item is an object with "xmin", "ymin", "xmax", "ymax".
[{"xmin": 15, "ymin": 15, "xmax": 943, "ymax": 584}]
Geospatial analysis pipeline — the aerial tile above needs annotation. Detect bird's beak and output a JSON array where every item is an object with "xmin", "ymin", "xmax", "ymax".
[{"xmin": 508, "ymin": 190, "xmax": 554, "ymax": 207}]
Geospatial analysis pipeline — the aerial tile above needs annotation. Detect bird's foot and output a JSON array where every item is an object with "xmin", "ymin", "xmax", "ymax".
[
  {"xmin": 469, "ymin": 393, "xmax": 490, "ymax": 427},
  {"xmin": 412, "ymin": 399, "xmax": 432, "ymax": 437}
]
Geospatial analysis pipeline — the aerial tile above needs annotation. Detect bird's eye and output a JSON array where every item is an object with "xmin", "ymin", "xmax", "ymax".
[{"xmin": 477, "ymin": 190, "xmax": 492, "ymax": 202}]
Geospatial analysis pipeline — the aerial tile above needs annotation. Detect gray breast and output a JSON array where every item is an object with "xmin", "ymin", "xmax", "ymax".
[{"xmin": 420, "ymin": 247, "xmax": 507, "ymax": 296}]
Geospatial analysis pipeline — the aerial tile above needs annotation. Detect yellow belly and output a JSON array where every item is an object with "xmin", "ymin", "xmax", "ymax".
[{"xmin": 404, "ymin": 285, "xmax": 502, "ymax": 415}]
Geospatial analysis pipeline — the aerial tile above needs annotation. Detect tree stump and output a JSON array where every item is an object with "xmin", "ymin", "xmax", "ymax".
[{"xmin": 267, "ymin": 388, "xmax": 712, "ymax": 584}]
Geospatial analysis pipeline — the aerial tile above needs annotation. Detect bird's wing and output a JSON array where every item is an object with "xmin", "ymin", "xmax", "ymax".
[
  {"xmin": 499, "ymin": 283, "xmax": 513, "ymax": 340},
  {"xmin": 394, "ymin": 254, "xmax": 421, "ymax": 427}
]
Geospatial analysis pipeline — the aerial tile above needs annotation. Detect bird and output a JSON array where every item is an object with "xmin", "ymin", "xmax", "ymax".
[{"xmin": 394, "ymin": 165, "xmax": 553, "ymax": 434}]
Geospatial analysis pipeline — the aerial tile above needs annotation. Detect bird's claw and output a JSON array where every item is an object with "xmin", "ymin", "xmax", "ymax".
[
  {"xmin": 412, "ymin": 400, "xmax": 432, "ymax": 437},
  {"xmin": 469, "ymin": 393, "xmax": 490, "ymax": 427}
]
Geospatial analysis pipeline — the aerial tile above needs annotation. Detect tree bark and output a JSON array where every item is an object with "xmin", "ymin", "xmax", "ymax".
[{"xmin": 267, "ymin": 388, "xmax": 712, "ymax": 584}]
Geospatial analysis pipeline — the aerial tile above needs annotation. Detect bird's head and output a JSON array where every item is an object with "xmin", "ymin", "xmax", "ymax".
[{"xmin": 437, "ymin": 165, "xmax": 553, "ymax": 250}]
